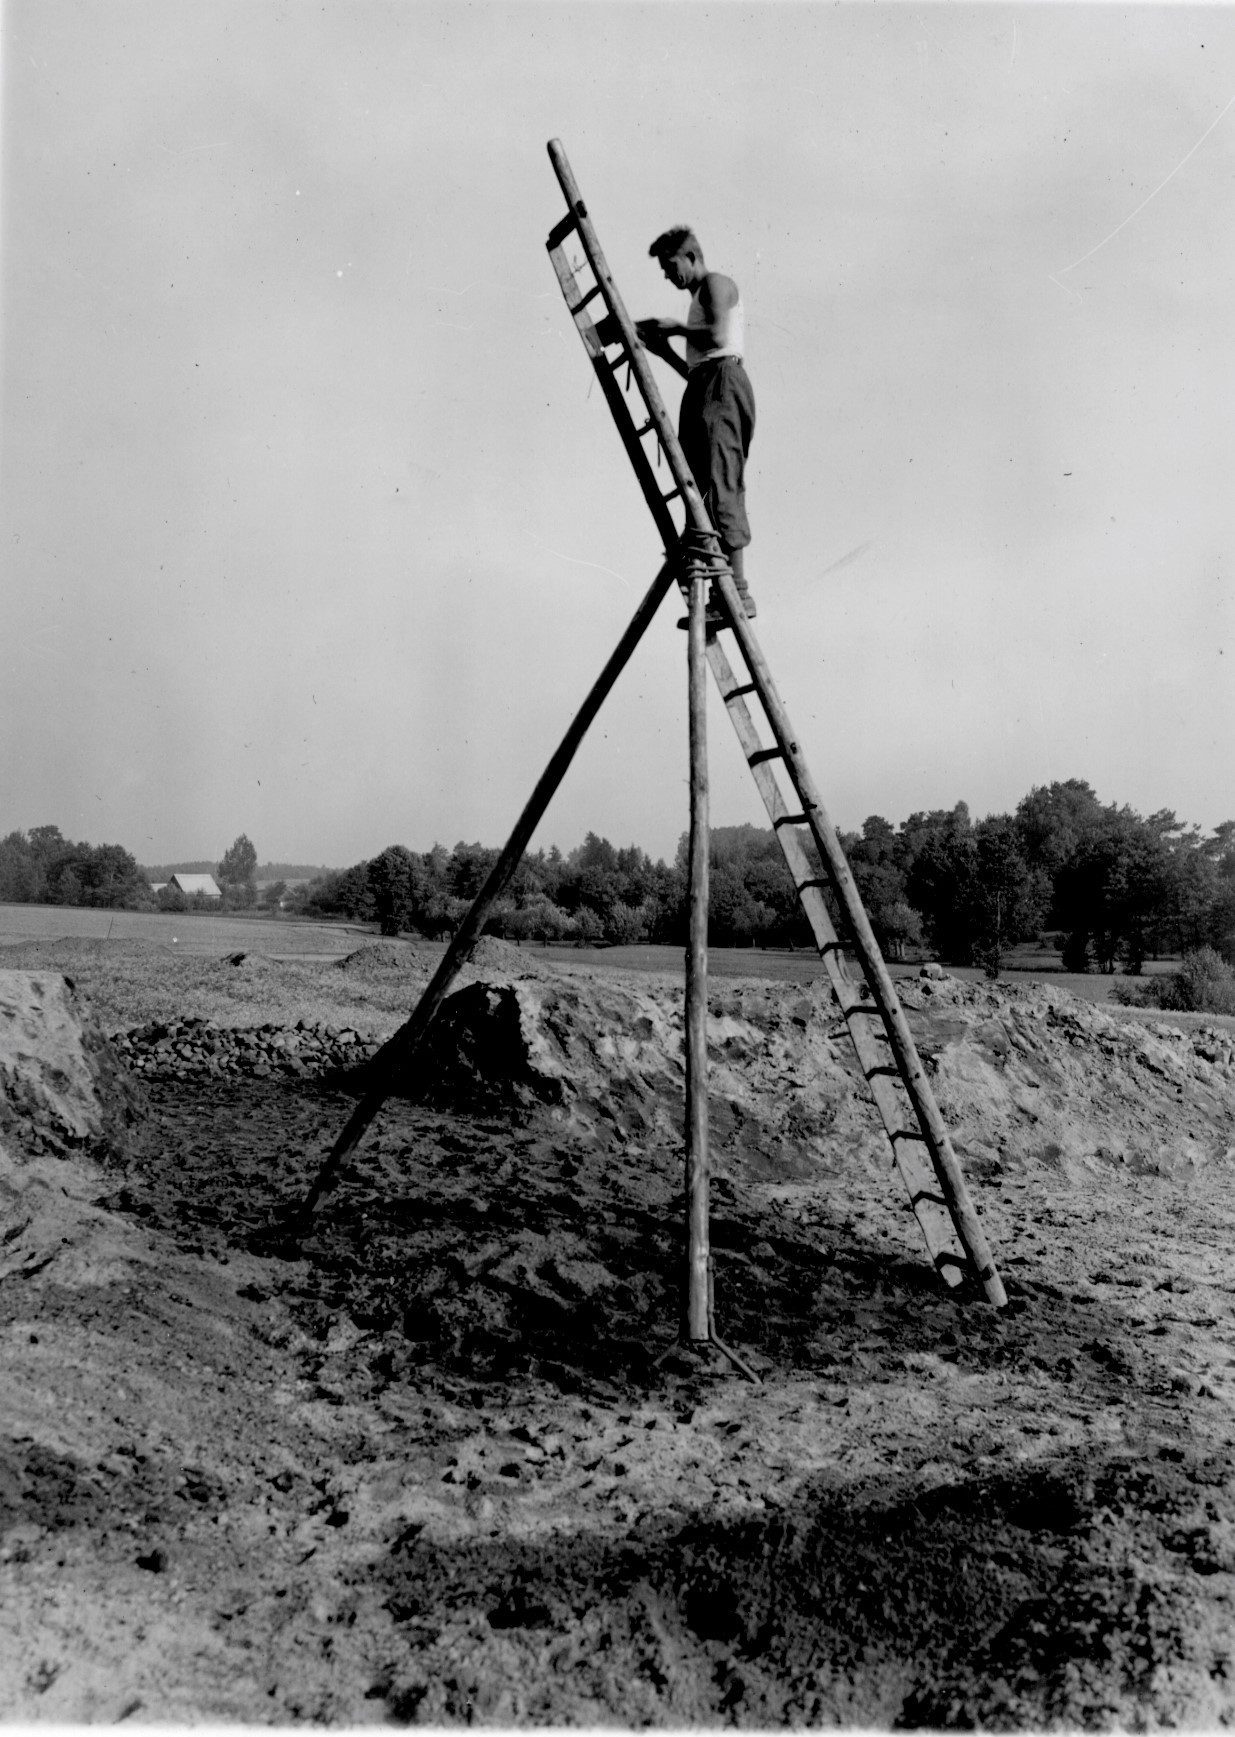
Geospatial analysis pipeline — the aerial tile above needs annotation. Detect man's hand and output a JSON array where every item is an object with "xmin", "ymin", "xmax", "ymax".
[{"xmin": 635, "ymin": 317, "xmax": 690, "ymax": 379}]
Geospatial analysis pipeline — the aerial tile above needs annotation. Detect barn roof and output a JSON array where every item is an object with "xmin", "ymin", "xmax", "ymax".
[{"xmin": 170, "ymin": 873, "xmax": 222, "ymax": 896}]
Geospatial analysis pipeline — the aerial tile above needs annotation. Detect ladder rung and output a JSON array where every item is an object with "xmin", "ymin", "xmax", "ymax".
[
  {"xmin": 797, "ymin": 876, "xmax": 829, "ymax": 893},
  {"xmin": 748, "ymin": 747, "xmax": 783, "ymax": 767},
  {"xmin": 891, "ymin": 1127, "xmax": 928, "ymax": 1144},
  {"xmin": 547, "ymin": 211, "xmax": 579, "ymax": 249},
  {"xmin": 570, "ymin": 284, "xmax": 602, "ymax": 314},
  {"xmin": 773, "ymin": 812, "xmax": 808, "ymax": 829},
  {"xmin": 723, "ymin": 681, "xmax": 759, "ymax": 701},
  {"xmin": 634, "ymin": 418, "xmax": 655, "ymax": 436},
  {"xmin": 865, "ymin": 1063, "xmax": 901, "ymax": 1081},
  {"xmin": 662, "ymin": 487, "xmax": 683, "ymax": 503}
]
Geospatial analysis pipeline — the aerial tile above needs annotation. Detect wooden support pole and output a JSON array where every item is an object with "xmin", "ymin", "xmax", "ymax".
[
  {"xmin": 290, "ymin": 555, "xmax": 679, "ymax": 1223},
  {"xmin": 684, "ymin": 561, "xmax": 711, "ymax": 1341}
]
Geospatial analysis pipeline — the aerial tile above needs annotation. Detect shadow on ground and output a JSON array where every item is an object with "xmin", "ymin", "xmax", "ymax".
[{"xmin": 101, "ymin": 1076, "xmax": 1170, "ymax": 1415}]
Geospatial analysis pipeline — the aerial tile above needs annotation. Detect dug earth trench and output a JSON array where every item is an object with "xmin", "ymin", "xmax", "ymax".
[{"xmin": 2, "ymin": 940, "xmax": 1235, "ymax": 1726}]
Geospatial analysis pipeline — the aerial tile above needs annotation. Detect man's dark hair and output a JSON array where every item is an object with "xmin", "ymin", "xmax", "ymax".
[{"xmin": 649, "ymin": 226, "xmax": 700, "ymax": 261}]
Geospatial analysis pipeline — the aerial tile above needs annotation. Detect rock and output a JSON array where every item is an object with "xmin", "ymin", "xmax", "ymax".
[
  {"xmin": 0, "ymin": 970, "xmax": 142, "ymax": 1158},
  {"xmin": 116, "ymin": 1018, "xmax": 382, "ymax": 1083},
  {"xmin": 0, "ymin": 971, "xmax": 153, "ymax": 1290}
]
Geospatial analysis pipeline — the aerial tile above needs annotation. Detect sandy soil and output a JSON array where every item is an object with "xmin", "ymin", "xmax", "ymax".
[{"xmin": 3, "ymin": 936, "xmax": 1235, "ymax": 1727}]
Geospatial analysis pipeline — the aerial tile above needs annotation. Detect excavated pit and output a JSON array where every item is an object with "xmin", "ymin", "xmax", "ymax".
[{"xmin": 2, "ymin": 951, "xmax": 1235, "ymax": 1725}]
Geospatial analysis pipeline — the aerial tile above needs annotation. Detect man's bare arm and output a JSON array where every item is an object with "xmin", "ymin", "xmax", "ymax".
[{"xmin": 636, "ymin": 272, "xmax": 737, "ymax": 353}]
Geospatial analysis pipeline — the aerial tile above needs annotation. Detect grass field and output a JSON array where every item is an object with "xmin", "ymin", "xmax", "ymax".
[
  {"xmin": 0, "ymin": 901, "xmax": 1185, "ymax": 1007},
  {"xmin": 0, "ymin": 901, "xmax": 371, "ymax": 959}
]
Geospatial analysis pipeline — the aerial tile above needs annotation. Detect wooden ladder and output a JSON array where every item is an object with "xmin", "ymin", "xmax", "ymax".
[{"xmin": 546, "ymin": 140, "xmax": 1006, "ymax": 1306}]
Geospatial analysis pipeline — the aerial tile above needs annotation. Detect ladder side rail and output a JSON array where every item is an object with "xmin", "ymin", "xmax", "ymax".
[
  {"xmin": 546, "ymin": 239, "xmax": 687, "ymax": 554},
  {"xmin": 546, "ymin": 141, "xmax": 719, "ymax": 554},
  {"xmin": 295, "ymin": 556, "xmax": 680, "ymax": 1219},
  {"xmin": 703, "ymin": 597, "xmax": 1006, "ymax": 1305},
  {"xmin": 704, "ymin": 636, "xmax": 970, "ymax": 1280}
]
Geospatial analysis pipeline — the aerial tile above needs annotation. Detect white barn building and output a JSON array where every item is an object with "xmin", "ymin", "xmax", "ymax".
[{"xmin": 169, "ymin": 873, "xmax": 222, "ymax": 899}]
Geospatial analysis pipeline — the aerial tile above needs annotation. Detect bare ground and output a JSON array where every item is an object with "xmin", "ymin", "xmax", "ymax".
[{"xmin": 2, "ymin": 935, "xmax": 1235, "ymax": 1727}]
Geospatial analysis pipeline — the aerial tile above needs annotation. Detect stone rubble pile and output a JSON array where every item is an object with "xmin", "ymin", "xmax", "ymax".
[
  {"xmin": 1042, "ymin": 1000, "xmax": 1235, "ymax": 1079},
  {"xmin": 115, "ymin": 1016, "xmax": 381, "ymax": 1082}
]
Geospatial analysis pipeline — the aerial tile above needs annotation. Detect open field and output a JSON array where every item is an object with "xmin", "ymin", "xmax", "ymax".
[
  {"xmin": 0, "ymin": 901, "xmax": 370, "ymax": 960},
  {"xmin": 0, "ymin": 898, "xmax": 1187, "ymax": 1004},
  {"xmin": 3, "ymin": 928, "xmax": 1235, "ymax": 1724}
]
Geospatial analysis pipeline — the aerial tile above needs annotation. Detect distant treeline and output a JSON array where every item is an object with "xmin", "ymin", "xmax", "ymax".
[
  {"xmin": 0, "ymin": 825, "xmax": 153, "ymax": 911},
  {"xmin": 5, "ymin": 781, "xmax": 1234, "ymax": 975},
  {"xmin": 289, "ymin": 779, "xmax": 1235, "ymax": 976},
  {"xmin": 0, "ymin": 828, "xmax": 268, "ymax": 915}
]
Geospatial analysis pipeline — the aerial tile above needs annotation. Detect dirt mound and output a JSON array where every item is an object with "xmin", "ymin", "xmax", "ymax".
[
  {"xmin": 0, "ymin": 970, "xmax": 151, "ymax": 1289},
  {"xmin": 337, "ymin": 963, "xmax": 1235, "ymax": 1195},
  {"xmin": 335, "ymin": 935, "xmax": 555, "ymax": 986},
  {"xmin": 466, "ymin": 935, "xmax": 559, "ymax": 978},
  {"xmin": 335, "ymin": 940, "xmax": 428, "ymax": 976},
  {"xmin": 349, "ymin": 971, "xmax": 854, "ymax": 1183},
  {"xmin": 221, "ymin": 948, "xmax": 275, "ymax": 973},
  {"xmin": 898, "ymin": 974, "xmax": 1235, "ymax": 1181}
]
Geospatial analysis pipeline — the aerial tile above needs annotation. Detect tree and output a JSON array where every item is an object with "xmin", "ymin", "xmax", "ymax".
[
  {"xmin": 900, "ymin": 803, "xmax": 975, "ymax": 962},
  {"xmin": 1210, "ymin": 881, "xmax": 1235, "ymax": 964},
  {"xmin": 77, "ymin": 841, "xmax": 147, "ymax": 909},
  {"xmin": 54, "ymin": 866, "xmax": 83, "ymax": 907},
  {"xmin": 367, "ymin": 845, "xmax": 425, "ymax": 936},
  {"xmin": 217, "ymin": 834, "xmax": 258, "ymax": 908},
  {"xmin": 967, "ymin": 815, "xmax": 1047, "ymax": 979},
  {"xmin": 842, "ymin": 817, "xmax": 926, "ymax": 961},
  {"xmin": 572, "ymin": 906, "xmax": 605, "ymax": 946},
  {"xmin": 27, "ymin": 824, "xmax": 68, "ymax": 865},
  {"xmin": 299, "ymin": 863, "xmax": 372, "ymax": 921},
  {"xmin": 447, "ymin": 841, "xmax": 500, "ymax": 901},
  {"xmin": 603, "ymin": 900, "xmax": 653, "ymax": 945},
  {"xmin": 504, "ymin": 894, "xmax": 573, "ymax": 945},
  {"xmin": 1055, "ymin": 807, "xmax": 1173, "ymax": 973},
  {"xmin": 0, "ymin": 831, "xmax": 43, "ymax": 902},
  {"xmin": 1015, "ymin": 780, "xmax": 1107, "ymax": 890}
]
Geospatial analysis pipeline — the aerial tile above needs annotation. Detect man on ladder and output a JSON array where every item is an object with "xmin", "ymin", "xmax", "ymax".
[{"xmin": 634, "ymin": 227, "xmax": 758, "ymax": 624}]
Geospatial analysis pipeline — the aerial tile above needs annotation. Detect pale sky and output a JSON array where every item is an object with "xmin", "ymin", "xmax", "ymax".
[{"xmin": 2, "ymin": 1, "xmax": 1232, "ymax": 868}]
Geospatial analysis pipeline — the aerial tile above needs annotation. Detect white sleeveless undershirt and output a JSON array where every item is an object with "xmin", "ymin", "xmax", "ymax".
[{"xmin": 686, "ymin": 282, "xmax": 744, "ymax": 369}]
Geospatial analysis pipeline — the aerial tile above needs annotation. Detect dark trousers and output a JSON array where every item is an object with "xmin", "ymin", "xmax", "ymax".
[{"xmin": 678, "ymin": 356, "xmax": 755, "ymax": 553}]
